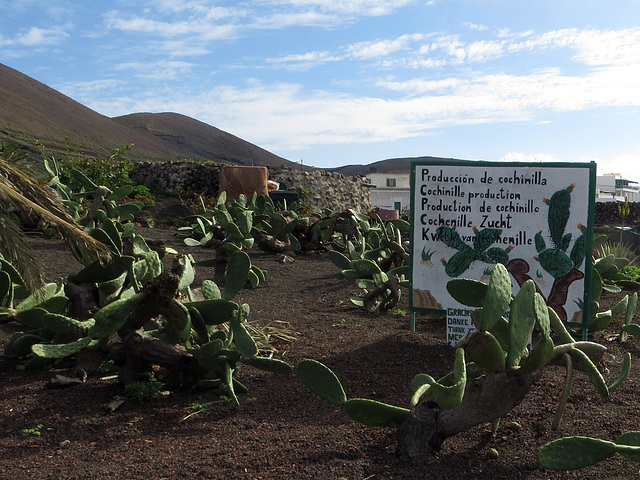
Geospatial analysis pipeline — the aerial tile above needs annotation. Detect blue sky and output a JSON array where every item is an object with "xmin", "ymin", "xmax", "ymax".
[{"xmin": 2, "ymin": 0, "xmax": 640, "ymax": 180}]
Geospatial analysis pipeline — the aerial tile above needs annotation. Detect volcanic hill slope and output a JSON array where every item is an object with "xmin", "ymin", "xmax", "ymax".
[{"xmin": 0, "ymin": 63, "xmax": 296, "ymax": 167}]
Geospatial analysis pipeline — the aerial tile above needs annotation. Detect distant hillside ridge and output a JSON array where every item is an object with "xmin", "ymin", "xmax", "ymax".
[
  {"xmin": 0, "ymin": 63, "xmax": 297, "ymax": 167},
  {"xmin": 330, "ymin": 156, "xmax": 461, "ymax": 176},
  {"xmin": 0, "ymin": 63, "xmax": 183, "ymax": 162},
  {"xmin": 114, "ymin": 112, "xmax": 295, "ymax": 168}
]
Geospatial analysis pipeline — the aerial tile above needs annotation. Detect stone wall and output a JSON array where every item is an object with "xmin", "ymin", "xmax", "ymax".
[
  {"xmin": 130, "ymin": 162, "xmax": 372, "ymax": 213},
  {"xmin": 130, "ymin": 161, "xmax": 220, "ymax": 196},
  {"xmin": 594, "ymin": 201, "xmax": 640, "ymax": 226},
  {"xmin": 268, "ymin": 166, "xmax": 371, "ymax": 213}
]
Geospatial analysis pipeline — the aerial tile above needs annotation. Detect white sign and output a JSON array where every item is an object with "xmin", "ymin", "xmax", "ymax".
[{"xmin": 410, "ymin": 161, "xmax": 595, "ymax": 345}]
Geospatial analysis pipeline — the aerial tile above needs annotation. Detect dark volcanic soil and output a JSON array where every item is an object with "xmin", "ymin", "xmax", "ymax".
[{"xmin": 1, "ymin": 198, "xmax": 639, "ymax": 480}]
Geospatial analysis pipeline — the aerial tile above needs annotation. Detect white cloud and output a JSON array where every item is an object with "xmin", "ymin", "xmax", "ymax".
[
  {"xmin": 588, "ymin": 148, "xmax": 640, "ymax": 180},
  {"xmin": 464, "ymin": 22, "xmax": 488, "ymax": 32},
  {"xmin": 345, "ymin": 34, "xmax": 427, "ymax": 60},
  {"xmin": 0, "ymin": 26, "xmax": 68, "ymax": 47},
  {"xmin": 256, "ymin": 0, "xmax": 417, "ymax": 16},
  {"xmin": 500, "ymin": 152, "xmax": 560, "ymax": 163}
]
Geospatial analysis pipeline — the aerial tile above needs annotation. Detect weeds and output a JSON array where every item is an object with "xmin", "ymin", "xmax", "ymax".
[
  {"xmin": 124, "ymin": 376, "xmax": 165, "ymax": 401},
  {"xmin": 22, "ymin": 424, "xmax": 43, "ymax": 437}
]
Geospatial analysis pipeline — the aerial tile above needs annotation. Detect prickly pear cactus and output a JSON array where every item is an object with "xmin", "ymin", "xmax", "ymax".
[{"xmin": 538, "ymin": 431, "xmax": 640, "ymax": 471}]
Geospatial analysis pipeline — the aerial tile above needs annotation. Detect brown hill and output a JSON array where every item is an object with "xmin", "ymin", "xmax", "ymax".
[
  {"xmin": 331, "ymin": 156, "xmax": 460, "ymax": 176},
  {"xmin": 114, "ymin": 112, "xmax": 293, "ymax": 167},
  {"xmin": 0, "ymin": 63, "xmax": 296, "ymax": 167}
]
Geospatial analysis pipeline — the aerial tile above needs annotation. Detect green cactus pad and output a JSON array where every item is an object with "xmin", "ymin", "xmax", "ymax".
[
  {"xmin": 343, "ymin": 398, "xmax": 409, "ymax": 427},
  {"xmin": 243, "ymin": 356, "xmax": 294, "ymax": 374},
  {"xmin": 184, "ymin": 299, "xmax": 239, "ymax": 325},
  {"xmin": 328, "ymin": 250, "xmax": 353, "ymax": 270},
  {"xmin": 625, "ymin": 292, "xmax": 638, "ymax": 326},
  {"xmin": 230, "ymin": 317, "xmax": 258, "ymax": 360},
  {"xmin": 538, "ymin": 436, "xmax": 616, "ymax": 470},
  {"xmin": 343, "ymin": 268, "xmax": 371, "ymax": 279},
  {"xmin": 588, "ymin": 310, "xmax": 613, "ymax": 332},
  {"xmin": 594, "ymin": 254, "xmax": 616, "ymax": 274},
  {"xmin": 15, "ymin": 283, "xmax": 59, "ymax": 312},
  {"xmin": 32, "ymin": 336, "xmax": 92, "ymax": 359},
  {"xmin": 90, "ymin": 227, "xmax": 121, "ymax": 256},
  {"xmin": 533, "ymin": 292, "xmax": 551, "ymax": 339},
  {"xmin": 506, "ymin": 280, "xmax": 536, "ymax": 369},
  {"xmin": 189, "ymin": 307, "xmax": 209, "ymax": 344},
  {"xmin": 5, "ymin": 332, "xmax": 49, "ymax": 358},
  {"xmin": 298, "ymin": 359, "xmax": 347, "ymax": 406},
  {"xmin": 13, "ymin": 308, "xmax": 48, "ymax": 329},
  {"xmin": 351, "ymin": 259, "xmax": 382, "ymax": 276},
  {"xmin": 224, "ymin": 362, "xmax": 240, "ymax": 405},
  {"xmin": 615, "ymin": 432, "xmax": 640, "ymax": 462},
  {"xmin": 70, "ymin": 256, "xmax": 135, "ymax": 284},
  {"xmin": 410, "ymin": 373, "xmax": 435, "ymax": 393},
  {"xmin": 567, "ymin": 347, "xmax": 608, "ymax": 397},
  {"xmin": 411, "ymin": 348, "xmax": 466, "ymax": 409},
  {"xmin": 225, "ymin": 251, "xmax": 251, "ymax": 299},
  {"xmin": 548, "ymin": 306, "xmax": 574, "ymax": 344},
  {"xmin": 610, "ymin": 295, "xmax": 629, "ymax": 316},
  {"xmin": 0, "ymin": 270, "xmax": 12, "ymax": 308},
  {"xmin": 89, "ymin": 293, "xmax": 146, "ymax": 339},
  {"xmin": 162, "ymin": 300, "xmax": 192, "ymax": 343},
  {"xmin": 193, "ymin": 339, "xmax": 224, "ymax": 370},
  {"xmin": 103, "ymin": 218, "xmax": 124, "ymax": 255},
  {"xmin": 42, "ymin": 313, "xmax": 94, "ymax": 337},
  {"xmin": 608, "ymin": 352, "xmax": 632, "ymax": 392},
  {"xmin": 201, "ymin": 280, "xmax": 221, "ymax": 300},
  {"xmin": 0, "ymin": 258, "xmax": 26, "ymax": 286},
  {"xmin": 480, "ymin": 263, "xmax": 512, "ymax": 332},
  {"xmin": 247, "ymin": 270, "xmax": 260, "ymax": 289},
  {"xmin": 519, "ymin": 336, "xmax": 554, "ymax": 374},
  {"xmin": 198, "ymin": 379, "xmax": 223, "ymax": 389},
  {"xmin": 458, "ymin": 329, "xmax": 505, "ymax": 372},
  {"xmin": 446, "ymin": 279, "xmax": 488, "ymax": 307},
  {"xmin": 177, "ymin": 256, "xmax": 195, "ymax": 291}
]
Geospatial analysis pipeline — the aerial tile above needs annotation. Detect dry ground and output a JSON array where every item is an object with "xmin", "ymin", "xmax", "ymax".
[{"xmin": 1, "ymin": 197, "xmax": 639, "ymax": 479}]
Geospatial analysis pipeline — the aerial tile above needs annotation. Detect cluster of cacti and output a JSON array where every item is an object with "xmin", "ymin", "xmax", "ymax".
[
  {"xmin": 591, "ymin": 234, "xmax": 640, "ymax": 292},
  {"xmin": 44, "ymin": 156, "xmax": 144, "ymax": 227},
  {"xmin": 326, "ymin": 214, "xmax": 410, "ymax": 313},
  {"xmin": 298, "ymin": 263, "xmax": 631, "ymax": 455},
  {"xmin": 1, "ymin": 265, "xmax": 70, "ymax": 366},
  {"xmin": 3, "ymin": 229, "xmax": 290, "ymax": 403},
  {"xmin": 579, "ymin": 251, "xmax": 639, "ymax": 337},
  {"xmin": 538, "ymin": 432, "xmax": 640, "ymax": 471},
  {"xmin": 437, "ymin": 226, "xmax": 514, "ymax": 277}
]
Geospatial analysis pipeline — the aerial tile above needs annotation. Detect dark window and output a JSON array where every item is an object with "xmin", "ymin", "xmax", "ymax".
[{"xmin": 386, "ymin": 178, "xmax": 396, "ymax": 187}]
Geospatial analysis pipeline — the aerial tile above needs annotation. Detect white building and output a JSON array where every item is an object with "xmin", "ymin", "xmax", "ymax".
[
  {"xmin": 596, "ymin": 173, "xmax": 640, "ymax": 202},
  {"xmin": 367, "ymin": 171, "xmax": 411, "ymax": 212}
]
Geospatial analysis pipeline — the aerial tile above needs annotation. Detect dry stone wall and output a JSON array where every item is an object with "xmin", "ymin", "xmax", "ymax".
[
  {"xmin": 130, "ymin": 161, "xmax": 220, "ymax": 195},
  {"xmin": 130, "ymin": 162, "xmax": 371, "ymax": 213},
  {"xmin": 594, "ymin": 201, "xmax": 640, "ymax": 226},
  {"xmin": 269, "ymin": 167, "xmax": 371, "ymax": 213}
]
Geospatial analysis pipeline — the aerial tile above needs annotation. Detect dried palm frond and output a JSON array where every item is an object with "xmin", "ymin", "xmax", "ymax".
[
  {"xmin": 0, "ymin": 211, "xmax": 44, "ymax": 292},
  {"xmin": 210, "ymin": 319, "xmax": 298, "ymax": 354},
  {"xmin": 0, "ymin": 159, "xmax": 112, "ymax": 290}
]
